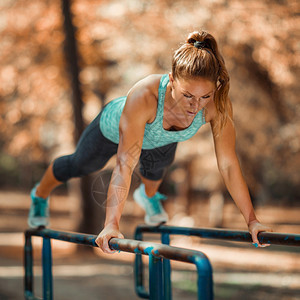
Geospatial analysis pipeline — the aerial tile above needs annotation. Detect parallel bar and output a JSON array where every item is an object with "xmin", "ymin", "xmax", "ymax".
[
  {"xmin": 134, "ymin": 224, "xmax": 299, "ymax": 299},
  {"xmin": 149, "ymin": 255, "xmax": 163, "ymax": 300},
  {"xmin": 110, "ymin": 238, "xmax": 214, "ymax": 299},
  {"xmin": 135, "ymin": 257, "xmax": 149, "ymax": 298},
  {"xmin": 134, "ymin": 253, "xmax": 149, "ymax": 298},
  {"xmin": 42, "ymin": 238, "xmax": 53, "ymax": 300},
  {"xmin": 25, "ymin": 228, "xmax": 213, "ymax": 300},
  {"xmin": 136, "ymin": 225, "xmax": 300, "ymax": 246},
  {"xmin": 24, "ymin": 233, "xmax": 34, "ymax": 299},
  {"xmin": 26, "ymin": 228, "xmax": 97, "ymax": 247},
  {"xmin": 134, "ymin": 230, "xmax": 149, "ymax": 298},
  {"xmin": 161, "ymin": 233, "xmax": 171, "ymax": 300},
  {"xmin": 194, "ymin": 256, "xmax": 213, "ymax": 300},
  {"xmin": 25, "ymin": 228, "xmax": 212, "ymax": 265},
  {"xmin": 109, "ymin": 238, "xmax": 211, "ymax": 265}
]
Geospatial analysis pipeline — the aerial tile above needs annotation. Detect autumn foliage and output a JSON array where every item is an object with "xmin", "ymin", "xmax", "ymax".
[{"xmin": 0, "ymin": 0, "xmax": 299, "ymax": 203}]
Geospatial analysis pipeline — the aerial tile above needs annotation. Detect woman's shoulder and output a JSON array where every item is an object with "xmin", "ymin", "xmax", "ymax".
[
  {"xmin": 205, "ymin": 97, "xmax": 232, "ymax": 123},
  {"xmin": 204, "ymin": 99, "xmax": 216, "ymax": 123},
  {"xmin": 123, "ymin": 74, "xmax": 164, "ymax": 122},
  {"xmin": 126, "ymin": 74, "xmax": 163, "ymax": 107},
  {"xmin": 128, "ymin": 74, "xmax": 163, "ymax": 97}
]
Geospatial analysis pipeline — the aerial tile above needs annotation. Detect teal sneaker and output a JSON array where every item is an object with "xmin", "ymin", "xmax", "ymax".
[
  {"xmin": 133, "ymin": 183, "xmax": 168, "ymax": 226},
  {"xmin": 28, "ymin": 184, "xmax": 49, "ymax": 228}
]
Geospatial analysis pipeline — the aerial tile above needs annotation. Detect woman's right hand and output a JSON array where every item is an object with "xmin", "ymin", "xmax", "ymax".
[{"xmin": 95, "ymin": 224, "xmax": 124, "ymax": 254}]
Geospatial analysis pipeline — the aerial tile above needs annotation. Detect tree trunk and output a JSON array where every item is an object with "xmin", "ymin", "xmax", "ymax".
[{"xmin": 61, "ymin": 0, "xmax": 105, "ymax": 242}]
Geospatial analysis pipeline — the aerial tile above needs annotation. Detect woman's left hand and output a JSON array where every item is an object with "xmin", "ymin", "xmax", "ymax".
[{"xmin": 248, "ymin": 220, "xmax": 273, "ymax": 248}]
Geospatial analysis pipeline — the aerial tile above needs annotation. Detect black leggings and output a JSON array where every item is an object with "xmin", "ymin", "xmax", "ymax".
[{"xmin": 53, "ymin": 112, "xmax": 177, "ymax": 182}]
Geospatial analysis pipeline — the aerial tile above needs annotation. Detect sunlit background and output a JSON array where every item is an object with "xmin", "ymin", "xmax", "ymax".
[{"xmin": 0, "ymin": 0, "xmax": 299, "ymax": 299}]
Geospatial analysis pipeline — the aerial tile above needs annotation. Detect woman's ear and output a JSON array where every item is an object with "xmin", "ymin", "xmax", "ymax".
[
  {"xmin": 216, "ymin": 78, "xmax": 222, "ymax": 90},
  {"xmin": 169, "ymin": 72, "xmax": 174, "ymax": 85}
]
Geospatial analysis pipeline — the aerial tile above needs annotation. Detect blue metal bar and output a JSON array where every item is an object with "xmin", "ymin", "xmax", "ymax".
[
  {"xmin": 109, "ymin": 238, "xmax": 211, "ymax": 265},
  {"xmin": 110, "ymin": 238, "xmax": 213, "ymax": 300},
  {"xmin": 149, "ymin": 255, "xmax": 163, "ymax": 300},
  {"xmin": 135, "ymin": 225, "xmax": 300, "ymax": 246},
  {"xmin": 134, "ymin": 253, "xmax": 149, "ymax": 298},
  {"xmin": 26, "ymin": 228, "xmax": 97, "ymax": 247},
  {"xmin": 193, "ymin": 256, "xmax": 213, "ymax": 300},
  {"xmin": 134, "ymin": 230, "xmax": 149, "ymax": 298},
  {"xmin": 134, "ymin": 224, "xmax": 299, "ymax": 299},
  {"xmin": 115, "ymin": 235, "xmax": 213, "ymax": 300},
  {"xmin": 25, "ymin": 228, "xmax": 213, "ymax": 300},
  {"xmin": 42, "ymin": 237, "xmax": 53, "ymax": 300},
  {"xmin": 161, "ymin": 233, "xmax": 171, "ymax": 300},
  {"xmin": 24, "ymin": 233, "xmax": 34, "ymax": 299}
]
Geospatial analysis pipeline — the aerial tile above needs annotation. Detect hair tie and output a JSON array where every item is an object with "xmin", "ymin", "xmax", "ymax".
[{"xmin": 194, "ymin": 41, "xmax": 207, "ymax": 49}]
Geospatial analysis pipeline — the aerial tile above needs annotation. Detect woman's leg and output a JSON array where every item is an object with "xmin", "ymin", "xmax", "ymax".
[
  {"xmin": 29, "ymin": 111, "xmax": 118, "ymax": 227},
  {"xmin": 35, "ymin": 162, "xmax": 62, "ymax": 199},
  {"xmin": 34, "ymin": 111, "xmax": 117, "ymax": 197},
  {"xmin": 134, "ymin": 143, "xmax": 178, "ymax": 225},
  {"xmin": 141, "ymin": 176, "xmax": 163, "ymax": 197},
  {"xmin": 139, "ymin": 142, "xmax": 178, "ymax": 194},
  {"xmin": 28, "ymin": 162, "xmax": 61, "ymax": 227}
]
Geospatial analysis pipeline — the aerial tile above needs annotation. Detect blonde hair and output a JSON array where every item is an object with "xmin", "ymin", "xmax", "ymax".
[{"xmin": 172, "ymin": 31, "xmax": 232, "ymax": 134}]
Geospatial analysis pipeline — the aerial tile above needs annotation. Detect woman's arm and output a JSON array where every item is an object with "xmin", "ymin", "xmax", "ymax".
[
  {"xmin": 96, "ymin": 76, "xmax": 158, "ymax": 253},
  {"xmin": 210, "ymin": 103, "xmax": 272, "ymax": 247}
]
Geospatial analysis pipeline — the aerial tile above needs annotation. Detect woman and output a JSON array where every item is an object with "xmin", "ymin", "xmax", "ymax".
[{"xmin": 28, "ymin": 30, "xmax": 271, "ymax": 253}]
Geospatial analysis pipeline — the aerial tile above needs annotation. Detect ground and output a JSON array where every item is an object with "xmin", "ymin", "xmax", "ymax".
[{"xmin": 0, "ymin": 189, "xmax": 299, "ymax": 300}]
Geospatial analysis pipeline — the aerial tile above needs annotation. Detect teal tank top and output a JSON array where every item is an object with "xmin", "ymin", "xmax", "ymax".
[{"xmin": 99, "ymin": 74, "xmax": 206, "ymax": 150}]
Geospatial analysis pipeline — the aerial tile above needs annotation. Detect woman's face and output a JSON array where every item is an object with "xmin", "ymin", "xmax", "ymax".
[{"xmin": 169, "ymin": 73, "xmax": 215, "ymax": 119}]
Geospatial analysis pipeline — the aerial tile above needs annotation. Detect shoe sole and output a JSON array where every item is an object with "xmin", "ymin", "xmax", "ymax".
[
  {"xmin": 134, "ymin": 188, "xmax": 168, "ymax": 226},
  {"xmin": 144, "ymin": 219, "xmax": 167, "ymax": 226},
  {"xmin": 145, "ymin": 215, "xmax": 168, "ymax": 226},
  {"xmin": 27, "ymin": 219, "xmax": 49, "ymax": 228},
  {"xmin": 27, "ymin": 213, "xmax": 49, "ymax": 228}
]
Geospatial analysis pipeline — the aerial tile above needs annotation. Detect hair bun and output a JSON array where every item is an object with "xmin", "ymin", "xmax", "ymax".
[
  {"xmin": 194, "ymin": 41, "xmax": 207, "ymax": 49},
  {"xmin": 187, "ymin": 37, "xmax": 196, "ymax": 44},
  {"xmin": 186, "ymin": 31, "xmax": 211, "ymax": 50}
]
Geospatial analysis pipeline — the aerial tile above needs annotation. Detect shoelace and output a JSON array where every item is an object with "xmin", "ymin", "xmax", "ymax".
[
  {"xmin": 154, "ymin": 192, "xmax": 167, "ymax": 201},
  {"xmin": 147, "ymin": 192, "xmax": 167, "ymax": 215}
]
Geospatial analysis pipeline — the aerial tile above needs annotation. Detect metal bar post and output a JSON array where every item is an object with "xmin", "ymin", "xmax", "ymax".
[
  {"xmin": 149, "ymin": 255, "xmax": 163, "ymax": 300},
  {"xmin": 134, "ymin": 228, "xmax": 149, "ymax": 298},
  {"xmin": 194, "ymin": 256, "xmax": 213, "ymax": 300},
  {"xmin": 24, "ymin": 233, "xmax": 34, "ymax": 299},
  {"xmin": 42, "ymin": 237, "xmax": 53, "ymax": 300},
  {"xmin": 161, "ymin": 233, "xmax": 171, "ymax": 300}
]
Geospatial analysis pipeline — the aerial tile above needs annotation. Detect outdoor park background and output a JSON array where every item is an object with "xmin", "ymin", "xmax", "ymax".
[{"xmin": 0, "ymin": 0, "xmax": 299, "ymax": 299}]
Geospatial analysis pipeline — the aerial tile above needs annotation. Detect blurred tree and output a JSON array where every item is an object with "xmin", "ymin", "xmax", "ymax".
[
  {"xmin": 0, "ymin": 0, "xmax": 298, "ymax": 214},
  {"xmin": 61, "ymin": 0, "xmax": 105, "ymax": 238}
]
